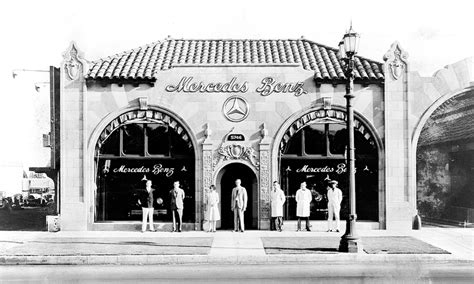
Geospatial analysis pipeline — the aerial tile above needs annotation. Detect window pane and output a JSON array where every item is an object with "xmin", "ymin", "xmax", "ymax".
[
  {"xmin": 147, "ymin": 124, "xmax": 170, "ymax": 155},
  {"xmin": 170, "ymin": 131, "xmax": 193, "ymax": 156},
  {"xmin": 329, "ymin": 124, "xmax": 347, "ymax": 155},
  {"xmin": 100, "ymin": 129, "xmax": 119, "ymax": 155},
  {"xmin": 283, "ymin": 131, "xmax": 302, "ymax": 155},
  {"xmin": 304, "ymin": 124, "xmax": 326, "ymax": 155},
  {"xmin": 122, "ymin": 124, "xmax": 144, "ymax": 155}
]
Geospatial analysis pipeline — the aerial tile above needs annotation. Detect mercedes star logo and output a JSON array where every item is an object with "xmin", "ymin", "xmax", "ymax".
[{"xmin": 222, "ymin": 96, "xmax": 250, "ymax": 122}]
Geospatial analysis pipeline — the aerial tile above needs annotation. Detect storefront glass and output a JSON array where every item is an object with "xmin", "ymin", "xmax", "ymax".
[
  {"xmin": 280, "ymin": 122, "xmax": 378, "ymax": 221},
  {"xmin": 95, "ymin": 123, "xmax": 195, "ymax": 222}
]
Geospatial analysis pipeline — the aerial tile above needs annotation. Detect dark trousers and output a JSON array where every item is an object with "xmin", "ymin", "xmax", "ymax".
[
  {"xmin": 297, "ymin": 217, "xmax": 311, "ymax": 230},
  {"xmin": 172, "ymin": 208, "xmax": 183, "ymax": 231},
  {"xmin": 272, "ymin": 217, "xmax": 283, "ymax": 231}
]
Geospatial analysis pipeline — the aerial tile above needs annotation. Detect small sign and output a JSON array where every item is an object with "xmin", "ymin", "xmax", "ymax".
[{"xmin": 227, "ymin": 134, "xmax": 245, "ymax": 141}]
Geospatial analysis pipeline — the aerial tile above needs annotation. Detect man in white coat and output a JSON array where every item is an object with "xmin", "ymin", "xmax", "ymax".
[
  {"xmin": 295, "ymin": 181, "xmax": 312, "ymax": 231},
  {"xmin": 326, "ymin": 180, "xmax": 343, "ymax": 232},
  {"xmin": 231, "ymin": 179, "xmax": 248, "ymax": 232},
  {"xmin": 270, "ymin": 181, "xmax": 286, "ymax": 232}
]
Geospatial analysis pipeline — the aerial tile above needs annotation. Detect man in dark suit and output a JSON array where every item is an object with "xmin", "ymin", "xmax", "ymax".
[
  {"xmin": 170, "ymin": 181, "xmax": 185, "ymax": 232},
  {"xmin": 137, "ymin": 179, "xmax": 156, "ymax": 232}
]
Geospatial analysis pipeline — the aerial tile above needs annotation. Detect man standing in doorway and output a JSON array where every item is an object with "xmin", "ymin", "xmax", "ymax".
[
  {"xmin": 296, "ymin": 181, "xmax": 312, "ymax": 231},
  {"xmin": 271, "ymin": 181, "xmax": 286, "ymax": 232},
  {"xmin": 170, "ymin": 181, "xmax": 185, "ymax": 232},
  {"xmin": 326, "ymin": 180, "xmax": 343, "ymax": 232},
  {"xmin": 231, "ymin": 179, "xmax": 248, "ymax": 232},
  {"xmin": 137, "ymin": 179, "xmax": 156, "ymax": 233}
]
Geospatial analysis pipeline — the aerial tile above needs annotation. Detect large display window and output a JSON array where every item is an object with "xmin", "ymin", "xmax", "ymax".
[
  {"xmin": 280, "ymin": 119, "xmax": 378, "ymax": 221},
  {"xmin": 95, "ymin": 120, "xmax": 195, "ymax": 222}
]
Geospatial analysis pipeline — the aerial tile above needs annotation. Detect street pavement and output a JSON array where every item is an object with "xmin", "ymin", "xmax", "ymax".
[
  {"xmin": 1, "ymin": 263, "xmax": 473, "ymax": 283},
  {"xmin": 0, "ymin": 227, "xmax": 472, "ymax": 265}
]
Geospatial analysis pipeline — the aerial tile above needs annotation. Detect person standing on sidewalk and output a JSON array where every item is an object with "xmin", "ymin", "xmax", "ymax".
[
  {"xmin": 326, "ymin": 180, "xmax": 342, "ymax": 232},
  {"xmin": 137, "ymin": 179, "xmax": 156, "ymax": 232},
  {"xmin": 231, "ymin": 179, "xmax": 247, "ymax": 232},
  {"xmin": 271, "ymin": 181, "xmax": 286, "ymax": 232},
  {"xmin": 170, "ymin": 181, "xmax": 185, "ymax": 232},
  {"xmin": 295, "ymin": 181, "xmax": 312, "ymax": 231},
  {"xmin": 206, "ymin": 185, "xmax": 220, "ymax": 232}
]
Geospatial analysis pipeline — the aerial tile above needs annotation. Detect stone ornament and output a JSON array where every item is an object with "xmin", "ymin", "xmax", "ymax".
[
  {"xmin": 222, "ymin": 95, "xmax": 250, "ymax": 122},
  {"xmin": 383, "ymin": 41, "xmax": 409, "ymax": 81},
  {"xmin": 214, "ymin": 144, "xmax": 259, "ymax": 168},
  {"xmin": 63, "ymin": 41, "xmax": 85, "ymax": 81},
  {"xmin": 213, "ymin": 127, "xmax": 259, "ymax": 168}
]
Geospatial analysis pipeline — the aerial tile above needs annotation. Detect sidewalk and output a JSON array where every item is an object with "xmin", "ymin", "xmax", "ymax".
[{"xmin": 0, "ymin": 228, "xmax": 472, "ymax": 265}]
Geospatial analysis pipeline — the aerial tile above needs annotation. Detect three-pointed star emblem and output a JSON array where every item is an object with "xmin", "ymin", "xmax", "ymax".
[{"xmin": 222, "ymin": 96, "xmax": 249, "ymax": 122}]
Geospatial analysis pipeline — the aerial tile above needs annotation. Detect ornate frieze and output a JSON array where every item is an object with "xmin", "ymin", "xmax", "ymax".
[{"xmin": 213, "ymin": 128, "xmax": 259, "ymax": 169}]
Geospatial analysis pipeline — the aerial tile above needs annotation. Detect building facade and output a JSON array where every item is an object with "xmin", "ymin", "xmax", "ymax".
[{"xmin": 58, "ymin": 38, "xmax": 474, "ymax": 231}]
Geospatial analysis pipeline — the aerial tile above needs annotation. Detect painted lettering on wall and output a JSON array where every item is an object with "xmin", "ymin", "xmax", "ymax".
[
  {"xmin": 256, "ymin": 77, "xmax": 307, "ymax": 97},
  {"xmin": 165, "ymin": 76, "xmax": 307, "ymax": 97},
  {"xmin": 296, "ymin": 163, "xmax": 351, "ymax": 175},
  {"xmin": 165, "ymin": 77, "xmax": 248, "ymax": 93},
  {"xmin": 113, "ymin": 164, "xmax": 175, "ymax": 177}
]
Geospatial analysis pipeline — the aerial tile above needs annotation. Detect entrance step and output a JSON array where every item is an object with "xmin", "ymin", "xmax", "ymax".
[
  {"xmin": 92, "ymin": 222, "xmax": 196, "ymax": 231},
  {"xmin": 209, "ymin": 231, "xmax": 266, "ymax": 256},
  {"xmin": 277, "ymin": 221, "xmax": 380, "ymax": 231}
]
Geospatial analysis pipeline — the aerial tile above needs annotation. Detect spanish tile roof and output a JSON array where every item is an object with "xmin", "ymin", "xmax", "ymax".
[
  {"xmin": 86, "ymin": 38, "xmax": 384, "ymax": 83},
  {"xmin": 419, "ymin": 90, "xmax": 474, "ymax": 146}
]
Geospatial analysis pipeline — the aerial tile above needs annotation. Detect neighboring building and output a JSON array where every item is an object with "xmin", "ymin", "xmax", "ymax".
[{"xmin": 56, "ymin": 38, "xmax": 473, "ymax": 231}]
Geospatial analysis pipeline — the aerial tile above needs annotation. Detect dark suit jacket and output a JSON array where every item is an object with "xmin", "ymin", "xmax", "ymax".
[{"xmin": 137, "ymin": 188, "xmax": 155, "ymax": 208}]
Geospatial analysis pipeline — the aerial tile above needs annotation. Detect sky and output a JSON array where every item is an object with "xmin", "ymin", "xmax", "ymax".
[{"xmin": 0, "ymin": 0, "xmax": 473, "ymax": 169}]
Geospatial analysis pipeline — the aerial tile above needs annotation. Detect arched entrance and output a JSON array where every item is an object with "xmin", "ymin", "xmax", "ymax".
[
  {"xmin": 216, "ymin": 163, "xmax": 258, "ymax": 230},
  {"xmin": 416, "ymin": 90, "xmax": 474, "ymax": 226}
]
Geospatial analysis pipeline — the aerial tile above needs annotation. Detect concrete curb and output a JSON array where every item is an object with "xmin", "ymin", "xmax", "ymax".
[{"xmin": 1, "ymin": 253, "xmax": 471, "ymax": 265}]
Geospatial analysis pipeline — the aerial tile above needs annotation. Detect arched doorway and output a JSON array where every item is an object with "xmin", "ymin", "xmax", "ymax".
[
  {"xmin": 416, "ymin": 90, "xmax": 474, "ymax": 226},
  {"xmin": 216, "ymin": 163, "xmax": 258, "ymax": 230}
]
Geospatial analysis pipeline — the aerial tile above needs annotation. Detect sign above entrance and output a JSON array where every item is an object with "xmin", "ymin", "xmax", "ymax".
[{"xmin": 165, "ymin": 76, "xmax": 308, "ymax": 97}]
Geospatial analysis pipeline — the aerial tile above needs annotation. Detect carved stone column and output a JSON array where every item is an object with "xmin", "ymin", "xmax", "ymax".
[
  {"xmin": 258, "ymin": 124, "xmax": 272, "ymax": 229},
  {"xmin": 201, "ymin": 126, "xmax": 214, "ymax": 230}
]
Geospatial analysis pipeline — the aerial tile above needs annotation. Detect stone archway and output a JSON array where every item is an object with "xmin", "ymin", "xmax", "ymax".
[
  {"xmin": 414, "ymin": 89, "xmax": 474, "ymax": 225},
  {"xmin": 85, "ymin": 106, "xmax": 200, "ymax": 230},
  {"xmin": 215, "ymin": 162, "xmax": 259, "ymax": 230},
  {"xmin": 272, "ymin": 105, "xmax": 385, "ymax": 225}
]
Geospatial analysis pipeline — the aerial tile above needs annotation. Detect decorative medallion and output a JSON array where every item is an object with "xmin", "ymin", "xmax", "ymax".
[
  {"xmin": 222, "ymin": 96, "xmax": 249, "ymax": 122},
  {"xmin": 62, "ymin": 42, "xmax": 84, "ymax": 81},
  {"xmin": 383, "ymin": 41, "xmax": 409, "ymax": 81}
]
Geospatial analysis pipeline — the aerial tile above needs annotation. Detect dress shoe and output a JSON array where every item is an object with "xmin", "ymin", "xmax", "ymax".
[
  {"xmin": 335, "ymin": 229, "xmax": 340, "ymax": 232},
  {"xmin": 306, "ymin": 228, "xmax": 311, "ymax": 232},
  {"xmin": 240, "ymin": 230, "xmax": 244, "ymax": 233}
]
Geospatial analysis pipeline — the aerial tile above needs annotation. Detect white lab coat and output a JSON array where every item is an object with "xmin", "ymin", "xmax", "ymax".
[
  {"xmin": 296, "ymin": 188, "xmax": 312, "ymax": 217},
  {"xmin": 270, "ymin": 189, "xmax": 286, "ymax": 217}
]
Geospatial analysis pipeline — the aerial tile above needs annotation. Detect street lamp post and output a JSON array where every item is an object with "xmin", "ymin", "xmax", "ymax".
[{"xmin": 338, "ymin": 25, "xmax": 363, "ymax": 253}]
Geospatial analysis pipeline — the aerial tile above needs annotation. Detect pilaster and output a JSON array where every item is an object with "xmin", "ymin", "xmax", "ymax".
[{"xmin": 383, "ymin": 41, "xmax": 413, "ymax": 230}]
